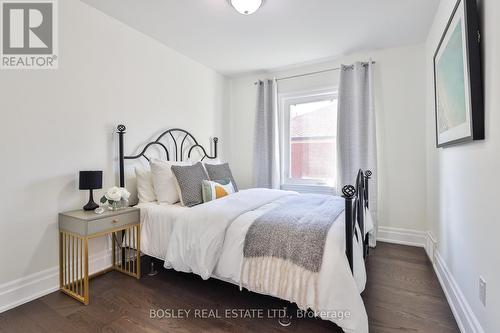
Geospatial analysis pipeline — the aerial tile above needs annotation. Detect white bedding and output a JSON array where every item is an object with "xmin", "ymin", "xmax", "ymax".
[
  {"xmin": 136, "ymin": 202, "xmax": 187, "ymax": 259},
  {"xmin": 161, "ymin": 188, "xmax": 369, "ymax": 333}
]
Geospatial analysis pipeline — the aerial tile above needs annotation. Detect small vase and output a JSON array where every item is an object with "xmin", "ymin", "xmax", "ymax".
[{"xmin": 108, "ymin": 199, "xmax": 128, "ymax": 211}]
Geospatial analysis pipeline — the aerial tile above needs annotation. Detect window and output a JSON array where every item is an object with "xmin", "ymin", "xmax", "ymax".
[{"xmin": 282, "ymin": 90, "xmax": 338, "ymax": 191}]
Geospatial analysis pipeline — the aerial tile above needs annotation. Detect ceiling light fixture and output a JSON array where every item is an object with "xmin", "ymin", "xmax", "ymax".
[{"xmin": 230, "ymin": 0, "xmax": 263, "ymax": 15}]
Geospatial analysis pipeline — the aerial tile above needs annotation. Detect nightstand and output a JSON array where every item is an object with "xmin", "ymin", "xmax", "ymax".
[{"xmin": 58, "ymin": 207, "xmax": 141, "ymax": 305}]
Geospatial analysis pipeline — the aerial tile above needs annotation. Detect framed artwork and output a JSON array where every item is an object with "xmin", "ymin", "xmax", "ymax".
[{"xmin": 433, "ymin": 0, "xmax": 483, "ymax": 148}]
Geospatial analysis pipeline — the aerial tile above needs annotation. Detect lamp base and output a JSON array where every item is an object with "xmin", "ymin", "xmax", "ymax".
[
  {"xmin": 83, "ymin": 201, "xmax": 99, "ymax": 211},
  {"xmin": 83, "ymin": 189, "xmax": 99, "ymax": 211}
]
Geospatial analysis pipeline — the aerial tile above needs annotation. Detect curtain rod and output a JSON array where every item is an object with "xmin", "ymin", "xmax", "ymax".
[{"xmin": 253, "ymin": 61, "xmax": 376, "ymax": 85}]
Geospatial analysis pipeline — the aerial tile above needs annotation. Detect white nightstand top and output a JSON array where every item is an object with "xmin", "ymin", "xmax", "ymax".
[
  {"xmin": 59, "ymin": 207, "xmax": 140, "ymax": 237},
  {"xmin": 59, "ymin": 207, "xmax": 139, "ymax": 221}
]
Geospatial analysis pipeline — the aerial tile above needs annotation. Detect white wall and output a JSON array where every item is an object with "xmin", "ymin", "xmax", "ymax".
[
  {"xmin": 0, "ymin": 0, "xmax": 228, "ymax": 289},
  {"xmin": 228, "ymin": 44, "xmax": 427, "ymax": 233},
  {"xmin": 425, "ymin": 0, "xmax": 499, "ymax": 332}
]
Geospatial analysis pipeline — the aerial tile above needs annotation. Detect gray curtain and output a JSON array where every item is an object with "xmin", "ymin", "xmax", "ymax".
[
  {"xmin": 254, "ymin": 79, "xmax": 280, "ymax": 189},
  {"xmin": 337, "ymin": 62, "xmax": 378, "ymax": 246}
]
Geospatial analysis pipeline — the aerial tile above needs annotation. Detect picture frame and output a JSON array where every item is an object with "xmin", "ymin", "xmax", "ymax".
[{"xmin": 433, "ymin": 0, "xmax": 483, "ymax": 148}]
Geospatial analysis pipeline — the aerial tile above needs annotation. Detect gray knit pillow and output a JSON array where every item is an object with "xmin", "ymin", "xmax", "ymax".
[
  {"xmin": 204, "ymin": 163, "xmax": 239, "ymax": 192},
  {"xmin": 171, "ymin": 162, "xmax": 209, "ymax": 207}
]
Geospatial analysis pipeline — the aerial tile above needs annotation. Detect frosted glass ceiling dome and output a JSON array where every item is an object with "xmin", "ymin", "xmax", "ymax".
[{"xmin": 230, "ymin": 0, "xmax": 263, "ymax": 15}]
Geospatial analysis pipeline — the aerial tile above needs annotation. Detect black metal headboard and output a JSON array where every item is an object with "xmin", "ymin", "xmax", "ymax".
[{"xmin": 116, "ymin": 124, "xmax": 218, "ymax": 187}]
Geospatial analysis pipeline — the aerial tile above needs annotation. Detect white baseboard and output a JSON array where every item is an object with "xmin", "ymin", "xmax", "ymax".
[
  {"xmin": 0, "ymin": 266, "xmax": 59, "ymax": 314},
  {"xmin": 377, "ymin": 226, "xmax": 427, "ymax": 247},
  {"xmin": 423, "ymin": 232, "xmax": 484, "ymax": 333},
  {"xmin": 0, "ymin": 249, "xmax": 112, "ymax": 313},
  {"xmin": 424, "ymin": 231, "xmax": 437, "ymax": 264},
  {"xmin": 433, "ymin": 251, "xmax": 484, "ymax": 333}
]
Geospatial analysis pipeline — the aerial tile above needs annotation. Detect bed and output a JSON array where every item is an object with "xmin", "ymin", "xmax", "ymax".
[{"xmin": 116, "ymin": 125, "xmax": 372, "ymax": 333}]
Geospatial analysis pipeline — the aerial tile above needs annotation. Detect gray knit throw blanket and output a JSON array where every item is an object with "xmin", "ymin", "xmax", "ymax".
[{"xmin": 240, "ymin": 194, "xmax": 345, "ymax": 308}]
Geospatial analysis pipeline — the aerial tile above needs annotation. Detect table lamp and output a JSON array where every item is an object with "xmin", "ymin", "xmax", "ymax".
[{"xmin": 79, "ymin": 171, "xmax": 103, "ymax": 211}]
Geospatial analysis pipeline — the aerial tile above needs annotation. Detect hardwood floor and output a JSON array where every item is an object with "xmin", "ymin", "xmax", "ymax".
[
  {"xmin": 363, "ymin": 243, "xmax": 459, "ymax": 333},
  {"xmin": 0, "ymin": 242, "xmax": 459, "ymax": 333}
]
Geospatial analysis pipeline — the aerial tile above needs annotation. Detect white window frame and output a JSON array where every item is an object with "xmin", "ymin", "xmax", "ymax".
[{"xmin": 279, "ymin": 88, "xmax": 338, "ymax": 194}]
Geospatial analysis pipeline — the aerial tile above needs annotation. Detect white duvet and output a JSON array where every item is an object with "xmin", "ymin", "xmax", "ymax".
[
  {"xmin": 164, "ymin": 188, "xmax": 368, "ymax": 333},
  {"xmin": 136, "ymin": 202, "xmax": 187, "ymax": 260}
]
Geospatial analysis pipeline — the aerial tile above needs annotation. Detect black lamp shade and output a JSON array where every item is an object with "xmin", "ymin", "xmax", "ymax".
[{"xmin": 79, "ymin": 171, "xmax": 102, "ymax": 190}]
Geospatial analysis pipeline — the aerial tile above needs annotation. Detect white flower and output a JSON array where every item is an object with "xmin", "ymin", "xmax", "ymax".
[
  {"xmin": 105, "ymin": 186, "xmax": 122, "ymax": 202},
  {"xmin": 119, "ymin": 187, "xmax": 130, "ymax": 200}
]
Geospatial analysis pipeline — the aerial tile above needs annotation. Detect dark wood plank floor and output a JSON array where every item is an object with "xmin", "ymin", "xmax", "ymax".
[{"xmin": 0, "ymin": 242, "xmax": 459, "ymax": 333}]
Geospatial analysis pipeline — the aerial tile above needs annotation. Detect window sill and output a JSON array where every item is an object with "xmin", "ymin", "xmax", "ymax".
[{"xmin": 281, "ymin": 184, "xmax": 337, "ymax": 195}]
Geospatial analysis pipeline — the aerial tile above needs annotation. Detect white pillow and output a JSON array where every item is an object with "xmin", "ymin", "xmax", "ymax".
[
  {"xmin": 135, "ymin": 167, "xmax": 156, "ymax": 203},
  {"xmin": 203, "ymin": 158, "xmax": 222, "ymax": 165},
  {"xmin": 150, "ymin": 160, "xmax": 191, "ymax": 204}
]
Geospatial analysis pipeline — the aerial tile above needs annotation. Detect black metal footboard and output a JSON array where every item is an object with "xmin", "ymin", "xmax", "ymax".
[{"xmin": 343, "ymin": 169, "xmax": 372, "ymax": 273}]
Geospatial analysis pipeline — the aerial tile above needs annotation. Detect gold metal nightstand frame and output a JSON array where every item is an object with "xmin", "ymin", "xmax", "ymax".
[{"xmin": 59, "ymin": 223, "xmax": 141, "ymax": 305}]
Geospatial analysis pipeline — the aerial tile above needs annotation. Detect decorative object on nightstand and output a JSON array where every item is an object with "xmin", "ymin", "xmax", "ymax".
[
  {"xmin": 79, "ymin": 171, "xmax": 102, "ymax": 211},
  {"xmin": 100, "ymin": 186, "xmax": 130, "ymax": 211},
  {"xmin": 58, "ymin": 207, "xmax": 140, "ymax": 305}
]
